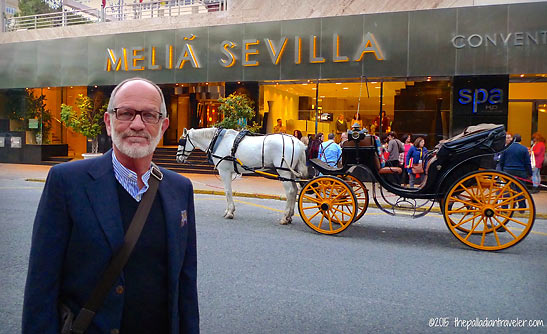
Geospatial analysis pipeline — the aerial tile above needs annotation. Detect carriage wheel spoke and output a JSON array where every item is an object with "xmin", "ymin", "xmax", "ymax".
[
  {"xmin": 317, "ymin": 215, "xmax": 325, "ymax": 229},
  {"xmin": 459, "ymin": 184, "xmax": 482, "ymax": 204},
  {"xmin": 332, "ymin": 205, "xmax": 351, "ymax": 217},
  {"xmin": 452, "ymin": 212, "xmax": 482, "ymax": 228},
  {"xmin": 495, "ymin": 192, "xmax": 525, "ymax": 207},
  {"xmin": 480, "ymin": 218, "xmax": 488, "ymax": 246},
  {"xmin": 490, "ymin": 218, "xmax": 502, "ymax": 247},
  {"xmin": 493, "ymin": 216, "xmax": 518, "ymax": 239},
  {"xmin": 447, "ymin": 207, "xmax": 480, "ymax": 214},
  {"xmin": 302, "ymin": 195, "xmax": 322, "ymax": 204},
  {"xmin": 302, "ymin": 205, "xmax": 321, "ymax": 210},
  {"xmin": 307, "ymin": 209, "xmax": 321, "ymax": 221},
  {"xmin": 329, "ymin": 209, "xmax": 343, "ymax": 226},
  {"xmin": 496, "ymin": 214, "xmax": 529, "ymax": 227},
  {"xmin": 497, "ymin": 207, "xmax": 530, "ymax": 212},
  {"xmin": 448, "ymin": 197, "xmax": 481, "ymax": 209},
  {"xmin": 491, "ymin": 182, "xmax": 511, "ymax": 204},
  {"xmin": 463, "ymin": 217, "xmax": 482, "ymax": 240}
]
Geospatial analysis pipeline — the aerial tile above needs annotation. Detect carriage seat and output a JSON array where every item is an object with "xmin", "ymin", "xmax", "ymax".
[
  {"xmin": 379, "ymin": 166, "xmax": 402, "ymax": 174},
  {"xmin": 309, "ymin": 158, "xmax": 346, "ymax": 175}
]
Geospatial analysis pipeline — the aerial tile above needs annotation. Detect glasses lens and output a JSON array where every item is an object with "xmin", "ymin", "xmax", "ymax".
[
  {"xmin": 142, "ymin": 112, "xmax": 161, "ymax": 124},
  {"xmin": 116, "ymin": 108, "xmax": 135, "ymax": 121}
]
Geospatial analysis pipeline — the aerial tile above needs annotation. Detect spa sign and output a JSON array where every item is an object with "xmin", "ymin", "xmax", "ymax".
[{"xmin": 104, "ymin": 33, "xmax": 384, "ymax": 72}]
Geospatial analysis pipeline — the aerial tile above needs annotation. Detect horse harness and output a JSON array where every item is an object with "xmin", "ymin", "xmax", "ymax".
[{"xmin": 204, "ymin": 128, "xmax": 298, "ymax": 178}]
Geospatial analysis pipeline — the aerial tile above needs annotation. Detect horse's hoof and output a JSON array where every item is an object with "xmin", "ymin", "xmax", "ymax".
[
  {"xmin": 279, "ymin": 218, "xmax": 291, "ymax": 225},
  {"xmin": 225, "ymin": 214, "xmax": 234, "ymax": 219}
]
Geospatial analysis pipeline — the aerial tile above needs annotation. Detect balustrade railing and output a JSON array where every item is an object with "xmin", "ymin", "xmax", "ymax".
[{"xmin": 4, "ymin": 0, "xmax": 226, "ymax": 32}]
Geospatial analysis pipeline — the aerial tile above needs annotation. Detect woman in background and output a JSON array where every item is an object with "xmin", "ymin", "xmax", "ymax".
[
  {"xmin": 405, "ymin": 137, "xmax": 428, "ymax": 188},
  {"xmin": 401, "ymin": 134, "xmax": 413, "ymax": 187}
]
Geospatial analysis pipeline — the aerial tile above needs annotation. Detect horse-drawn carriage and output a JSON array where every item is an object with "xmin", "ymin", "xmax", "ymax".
[{"xmin": 177, "ymin": 124, "xmax": 535, "ymax": 251}]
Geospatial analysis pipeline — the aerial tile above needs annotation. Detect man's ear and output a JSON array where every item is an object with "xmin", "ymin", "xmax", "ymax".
[
  {"xmin": 161, "ymin": 116, "xmax": 170, "ymax": 134},
  {"xmin": 104, "ymin": 112, "xmax": 112, "ymax": 136}
]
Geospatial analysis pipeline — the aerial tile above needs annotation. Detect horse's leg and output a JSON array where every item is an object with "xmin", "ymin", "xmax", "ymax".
[
  {"xmin": 219, "ymin": 168, "xmax": 236, "ymax": 219},
  {"xmin": 279, "ymin": 171, "xmax": 298, "ymax": 225}
]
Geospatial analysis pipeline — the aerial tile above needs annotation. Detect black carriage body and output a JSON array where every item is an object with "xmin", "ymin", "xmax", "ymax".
[{"xmin": 314, "ymin": 124, "xmax": 507, "ymax": 200}]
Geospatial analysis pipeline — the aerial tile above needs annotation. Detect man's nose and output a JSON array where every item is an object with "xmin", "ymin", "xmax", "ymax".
[{"xmin": 129, "ymin": 113, "xmax": 146, "ymax": 130}]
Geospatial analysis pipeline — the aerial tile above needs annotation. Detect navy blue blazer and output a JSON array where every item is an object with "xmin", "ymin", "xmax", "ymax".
[{"xmin": 22, "ymin": 150, "xmax": 199, "ymax": 334}]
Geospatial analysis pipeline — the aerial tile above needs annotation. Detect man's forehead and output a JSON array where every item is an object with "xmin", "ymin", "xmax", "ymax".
[{"xmin": 116, "ymin": 80, "xmax": 162, "ymax": 101}]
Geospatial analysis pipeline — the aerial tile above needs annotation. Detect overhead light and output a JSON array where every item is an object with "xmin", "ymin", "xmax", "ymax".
[
  {"xmin": 539, "ymin": 109, "xmax": 546, "ymax": 113},
  {"xmin": 371, "ymin": 81, "xmax": 378, "ymax": 84},
  {"xmin": 94, "ymin": 85, "xmax": 98, "ymax": 88},
  {"xmin": 320, "ymin": 96, "xmax": 325, "ymax": 98},
  {"xmin": 343, "ymin": 87, "xmax": 349, "ymax": 90},
  {"xmin": 237, "ymin": 81, "xmax": 241, "ymax": 84},
  {"xmin": 520, "ymin": 74, "xmax": 525, "ymax": 78},
  {"xmin": 312, "ymin": 87, "xmax": 317, "ymax": 90},
  {"xmin": 335, "ymin": 82, "xmax": 342, "ymax": 85},
  {"xmin": 302, "ymin": 83, "xmax": 308, "ymax": 86}
]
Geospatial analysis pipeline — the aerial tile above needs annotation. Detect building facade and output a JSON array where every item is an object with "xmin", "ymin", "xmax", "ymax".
[{"xmin": 0, "ymin": 0, "xmax": 546, "ymax": 165}]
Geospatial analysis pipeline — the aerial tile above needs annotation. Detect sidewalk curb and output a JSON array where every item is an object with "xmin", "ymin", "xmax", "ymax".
[{"xmin": 25, "ymin": 178, "xmax": 547, "ymax": 219}]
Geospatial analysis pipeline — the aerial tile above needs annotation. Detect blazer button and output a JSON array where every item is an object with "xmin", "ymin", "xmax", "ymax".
[
  {"xmin": 110, "ymin": 329, "xmax": 119, "ymax": 334},
  {"xmin": 115, "ymin": 285, "xmax": 124, "ymax": 294}
]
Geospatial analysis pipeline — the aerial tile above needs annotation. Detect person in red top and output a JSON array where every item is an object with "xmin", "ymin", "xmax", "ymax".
[{"xmin": 531, "ymin": 132, "xmax": 545, "ymax": 193}]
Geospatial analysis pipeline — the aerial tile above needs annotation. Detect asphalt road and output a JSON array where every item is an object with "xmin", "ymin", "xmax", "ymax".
[{"xmin": 1, "ymin": 177, "xmax": 546, "ymax": 333}]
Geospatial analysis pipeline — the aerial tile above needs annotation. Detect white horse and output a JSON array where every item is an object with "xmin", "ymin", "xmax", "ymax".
[{"xmin": 176, "ymin": 127, "xmax": 308, "ymax": 225}]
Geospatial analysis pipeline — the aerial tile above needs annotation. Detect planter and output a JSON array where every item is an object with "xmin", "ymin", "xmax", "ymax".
[{"xmin": 82, "ymin": 153, "xmax": 103, "ymax": 159}]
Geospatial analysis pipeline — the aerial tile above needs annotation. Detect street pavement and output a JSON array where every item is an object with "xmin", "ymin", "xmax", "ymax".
[
  {"xmin": 10, "ymin": 163, "xmax": 547, "ymax": 218},
  {"xmin": 1, "ymin": 163, "xmax": 546, "ymax": 333}
]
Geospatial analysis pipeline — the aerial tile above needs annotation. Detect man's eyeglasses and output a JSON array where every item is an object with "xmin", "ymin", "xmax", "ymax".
[{"xmin": 112, "ymin": 107, "xmax": 163, "ymax": 124}]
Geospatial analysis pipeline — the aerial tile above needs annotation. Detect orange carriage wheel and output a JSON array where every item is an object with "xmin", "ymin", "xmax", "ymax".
[
  {"xmin": 343, "ymin": 174, "xmax": 369, "ymax": 222},
  {"xmin": 443, "ymin": 170, "xmax": 535, "ymax": 251},
  {"xmin": 298, "ymin": 176, "xmax": 357, "ymax": 235}
]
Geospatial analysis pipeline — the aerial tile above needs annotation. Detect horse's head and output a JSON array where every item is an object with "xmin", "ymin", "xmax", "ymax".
[{"xmin": 176, "ymin": 128, "xmax": 195, "ymax": 163}]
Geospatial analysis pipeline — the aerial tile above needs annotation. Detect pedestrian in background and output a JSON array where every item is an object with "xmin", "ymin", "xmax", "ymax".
[
  {"xmin": 530, "ymin": 132, "xmax": 545, "ymax": 193},
  {"xmin": 318, "ymin": 133, "xmax": 342, "ymax": 167},
  {"xmin": 335, "ymin": 114, "xmax": 348, "ymax": 143},
  {"xmin": 308, "ymin": 132, "xmax": 323, "ymax": 160},
  {"xmin": 401, "ymin": 134, "xmax": 413, "ymax": 187},
  {"xmin": 406, "ymin": 136, "xmax": 428, "ymax": 188},
  {"xmin": 273, "ymin": 118, "xmax": 286, "ymax": 133},
  {"xmin": 22, "ymin": 78, "xmax": 199, "ymax": 334},
  {"xmin": 495, "ymin": 132, "xmax": 513, "ymax": 170},
  {"xmin": 385, "ymin": 131, "xmax": 404, "ymax": 184},
  {"xmin": 500, "ymin": 133, "xmax": 532, "ymax": 209},
  {"xmin": 293, "ymin": 129, "xmax": 303, "ymax": 140}
]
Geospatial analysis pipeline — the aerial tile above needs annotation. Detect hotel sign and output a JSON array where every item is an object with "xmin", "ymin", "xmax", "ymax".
[
  {"xmin": 105, "ymin": 33, "xmax": 385, "ymax": 72},
  {"xmin": 0, "ymin": 2, "xmax": 546, "ymax": 89}
]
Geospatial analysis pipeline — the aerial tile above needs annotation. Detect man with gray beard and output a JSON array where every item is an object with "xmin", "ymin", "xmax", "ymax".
[{"xmin": 23, "ymin": 78, "xmax": 199, "ymax": 334}]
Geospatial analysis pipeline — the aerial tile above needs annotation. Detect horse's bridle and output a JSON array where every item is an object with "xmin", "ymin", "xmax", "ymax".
[{"xmin": 177, "ymin": 134, "xmax": 196, "ymax": 161}]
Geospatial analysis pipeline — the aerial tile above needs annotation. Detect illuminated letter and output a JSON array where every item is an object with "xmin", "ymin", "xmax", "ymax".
[
  {"xmin": 473, "ymin": 88, "xmax": 488, "ymax": 113},
  {"xmin": 489, "ymin": 89, "xmax": 503, "ymax": 104},
  {"xmin": 458, "ymin": 89, "xmax": 472, "ymax": 104},
  {"xmin": 105, "ymin": 48, "xmax": 125, "ymax": 72},
  {"xmin": 264, "ymin": 37, "xmax": 288, "ymax": 65},
  {"xmin": 219, "ymin": 41, "xmax": 237, "ymax": 68},
  {"xmin": 242, "ymin": 39, "xmax": 260, "ymax": 66},
  {"xmin": 451, "ymin": 35, "xmax": 466, "ymax": 49},
  {"xmin": 309, "ymin": 35, "xmax": 325, "ymax": 63},
  {"xmin": 148, "ymin": 46, "xmax": 162, "ymax": 70},
  {"xmin": 332, "ymin": 34, "xmax": 348, "ymax": 63},
  {"xmin": 353, "ymin": 32, "xmax": 385, "ymax": 61},
  {"xmin": 166, "ymin": 45, "xmax": 174, "ymax": 69},
  {"xmin": 128, "ymin": 47, "xmax": 145, "ymax": 71},
  {"xmin": 294, "ymin": 36, "xmax": 302, "ymax": 64},
  {"xmin": 176, "ymin": 43, "xmax": 201, "ymax": 69}
]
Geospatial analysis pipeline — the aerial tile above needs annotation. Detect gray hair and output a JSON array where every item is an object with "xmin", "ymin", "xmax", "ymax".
[
  {"xmin": 107, "ymin": 77, "xmax": 167, "ymax": 117},
  {"xmin": 328, "ymin": 133, "xmax": 335, "ymax": 140}
]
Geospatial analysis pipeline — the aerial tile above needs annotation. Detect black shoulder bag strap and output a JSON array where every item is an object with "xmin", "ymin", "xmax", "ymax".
[{"xmin": 70, "ymin": 164, "xmax": 163, "ymax": 334}]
